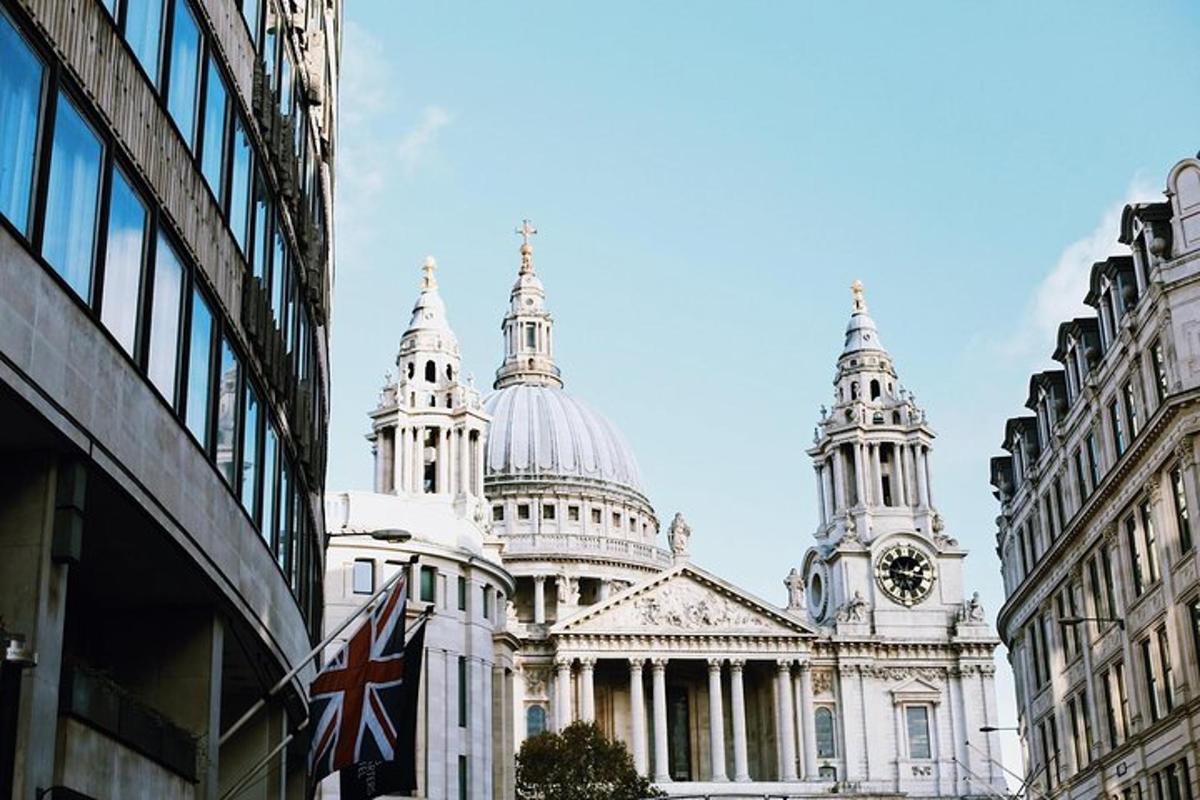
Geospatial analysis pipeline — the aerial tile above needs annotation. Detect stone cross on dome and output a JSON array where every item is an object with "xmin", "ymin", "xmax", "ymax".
[{"xmin": 515, "ymin": 219, "xmax": 538, "ymax": 273}]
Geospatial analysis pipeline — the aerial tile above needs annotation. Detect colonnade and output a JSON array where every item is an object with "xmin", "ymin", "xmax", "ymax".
[
  {"xmin": 815, "ymin": 440, "xmax": 934, "ymax": 523},
  {"xmin": 553, "ymin": 655, "xmax": 824, "ymax": 784},
  {"xmin": 374, "ymin": 422, "xmax": 483, "ymax": 497}
]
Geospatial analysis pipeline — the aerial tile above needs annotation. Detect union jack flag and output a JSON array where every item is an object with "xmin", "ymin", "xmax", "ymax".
[{"xmin": 309, "ymin": 571, "xmax": 426, "ymax": 799}]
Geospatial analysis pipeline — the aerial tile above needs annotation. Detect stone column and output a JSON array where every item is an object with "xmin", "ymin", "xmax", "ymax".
[
  {"xmin": 797, "ymin": 664, "xmax": 818, "ymax": 779},
  {"xmin": 412, "ymin": 426, "xmax": 425, "ymax": 493},
  {"xmin": 776, "ymin": 661, "xmax": 798, "ymax": 781},
  {"xmin": 533, "ymin": 576, "xmax": 546, "ymax": 625},
  {"xmin": 852, "ymin": 443, "xmax": 867, "ymax": 507},
  {"xmin": 397, "ymin": 427, "xmax": 408, "ymax": 495},
  {"xmin": 598, "ymin": 579, "xmax": 612, "ymax": 601},
  {"xmin": 871, "ymin": 443, "xmax": 883, "ymax": 506},
  {"xmin": 439, "ymin": 427, "xmax": 451, "ymax": 494},
  {"xmin": 822, "ymin": 460, "xmax": 835, "ymax": 520},
  {"xmin": 651, "ymin": 658, "xmax": 671, "ymax": 783},
  {"xmin": 831, "ymin": 449, "xmax": 847, "ymax": 512},
  {"xmin": 629, "ymin": 659, "xmax": 648, "ymax": 776},
  {"xmin": 458, "ymin": 428, "xmax": 468, "ymax": 497},
  {"xmin": 815, "ymin": 465, "xmax": 827, "ymax": 524},
  {"xmin": 580, "ymin": 658, "xmax": 596, "ymax": 722},
  {"xmin": 729, "ymin": 660, "xmax": 750, "ymax": 782},
  {"xmin": 372, "ymin": 442, "xmax": 384, "ymax": 493},
  {"xmin": 923, "ymin": 445, "xmax": 935, "ymax": 507},
  {"xmin": 914, "ymin": 444, "xmax": 929, "ymax": 508},
  {"xmin": 555, "ymin": 657, "xmax": 573, "ymax": 731},
  {"xmin": 707, "ymin": 659, "xmax": 727, "ymax": 781}
]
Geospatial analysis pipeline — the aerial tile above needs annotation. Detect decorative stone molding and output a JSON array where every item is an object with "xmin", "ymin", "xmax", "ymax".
[
  {"xmin": 524, "ymin": 668, "xmax": 549, "ymax": 697},
  {"xmin": 1144, "ymin": 474, "xmax": 1163, "ymax": 504},
  {"xmin": 835, "ymin": 590, "xmax": 870, "ymax": 623},
  {"xmin": 867, "ymin": 666, "xmax": 943, "ymax": 682},
  {"xmin": 707, "ymin": 657, "xmax": 724, "ymax": 671},
  {"xmin": 1177, "ymin": 436, "xmax": 1195, "ymax": 468},
  {"xmin": 812, "ymin": 670, "xmax": 835, "ymax": 695},
  {"xmin": 650, "ymin": 657, "xmax": 669, "ymax": 671},
  {"xmin": 728, "ymin": 658, "xmax": 746, "ymax": 671}
]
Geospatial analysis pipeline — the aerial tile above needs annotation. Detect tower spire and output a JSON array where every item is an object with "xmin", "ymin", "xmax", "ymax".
[
  {"xmin": 494, "ymin": 220, "xmax": 563, "ymax": 389},
  {"xmin": 421, "ymin": 255, "xmax": 438, "ymax": 290},
  {"xmin": 851, "ymin": 279, "xmax": 867, "ymax": 314}
]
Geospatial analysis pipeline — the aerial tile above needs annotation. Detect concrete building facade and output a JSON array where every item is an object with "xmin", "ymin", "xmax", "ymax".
[
  {"xmin": 0, "ymin": 0, "xmax": 339, "ymax": 797},
  {"xmin": 992, "ymin": 156, "xmax": 1200, "ymax": 800}
]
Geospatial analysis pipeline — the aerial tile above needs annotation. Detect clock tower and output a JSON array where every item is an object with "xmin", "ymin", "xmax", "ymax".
[{"xmin": 799, "ymin": 282, "xmax": 977, "ymax": 641}]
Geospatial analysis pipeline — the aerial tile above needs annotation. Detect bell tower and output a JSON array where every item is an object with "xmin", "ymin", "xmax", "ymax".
[{"xmin": 368, "ymin": 257, "xmax": 488, "ymax": 514}]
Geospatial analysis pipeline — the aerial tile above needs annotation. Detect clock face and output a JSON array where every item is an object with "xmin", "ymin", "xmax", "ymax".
[{"xmin": 875, "ymin": 545, "xmax": 936, "ymax": 607}]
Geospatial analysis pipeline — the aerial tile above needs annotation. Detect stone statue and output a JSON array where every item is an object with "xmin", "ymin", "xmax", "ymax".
[
  {"xmin": 784, "ymin": 568, "xmax": 806, "ymax": 610},
  {"xmin": 505, "ymin": 598, "xmax": 517, "ymax": 625},
  {"xmin": 566, "ymin": 577, "xmax": 581, "ymax": 605},
  {"xmin": 959, "ymin": 591, "xmax": 986, "ymax": 623},
  {"xmin": 837, "ymin": 590, "xmax": 869, "ymax": 623},
  {"xmin": 668, "ymin": 512, "xmax": 691, "ymax": 558},
  {"xmin": 556, "ymin": 574, "xmax": 570, "ymax": 605},
  {"xmin": 842, "ymin": 513, "xmax": 859, "ymax": 543}
]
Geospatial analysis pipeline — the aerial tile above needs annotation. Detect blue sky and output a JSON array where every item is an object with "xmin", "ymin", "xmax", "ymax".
[{"xmin": 330, "ymin": 0, "xmax": 1200, "ymax": 778}]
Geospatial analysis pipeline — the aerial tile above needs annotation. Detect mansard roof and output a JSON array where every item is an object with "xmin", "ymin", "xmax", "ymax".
[
  {"xmin": 1024, "ymin": 370, "xmax": 1066, "ymax": 413},
  {"xmin": 1119, "ymin": 201, "xmax": 1172, "ymax": 245},
  {"xmin": 1052, "ymin": 317, "xmax": 1101, "ymax": 363},
  {"xmin": 1002, "ymin": 416, "xmax": 1039, "ymax": 452},
  {"xmin": 1084, "ymin": 255, "xmax": 1136, "ymax": 307}
]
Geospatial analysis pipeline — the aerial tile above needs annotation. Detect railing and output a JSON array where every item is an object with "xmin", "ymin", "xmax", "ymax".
[{"xmin": 502, "ymin": 533, "xmax": 672, "ymax": 566}]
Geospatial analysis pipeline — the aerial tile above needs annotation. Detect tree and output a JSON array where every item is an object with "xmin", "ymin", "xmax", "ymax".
[{"xmin": 515, "ymin": 721, "xmax": 665, "ymax": 800}]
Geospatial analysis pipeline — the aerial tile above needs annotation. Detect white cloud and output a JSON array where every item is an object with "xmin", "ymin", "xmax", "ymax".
[
  {"xmin": 1000, "ymin": 176, "xmax": 1161, "ymax": 363},
  {"xmin": 335, "ymin": 23, "xmax": 452, "ymax": 269}
]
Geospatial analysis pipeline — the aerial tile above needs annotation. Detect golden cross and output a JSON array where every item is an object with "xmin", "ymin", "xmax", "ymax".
[
  {"xmin": 515, "ymin": 219, "xmax": 538, "ymax": 247},
  {"xmin": 851, "ymin": 279, "xmax": 867, "ymax": 312},
  {"xmin": 421, "ymin": 256, "xmax": 437, "ymax": 289}
]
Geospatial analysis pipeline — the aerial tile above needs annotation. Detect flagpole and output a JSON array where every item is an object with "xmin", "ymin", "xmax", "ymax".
[
  {"xmin": 219, "ymin": 554, "xmax": 422, "ymax": 747},
  {"xmin": 218, "ymin": 612, "xmax": 436, "ymax": 800}
]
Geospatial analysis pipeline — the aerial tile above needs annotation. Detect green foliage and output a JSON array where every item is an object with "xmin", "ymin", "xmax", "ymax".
[{"xmin": 515, "ymin": 721, "xmax": 665, "ymax": 800}]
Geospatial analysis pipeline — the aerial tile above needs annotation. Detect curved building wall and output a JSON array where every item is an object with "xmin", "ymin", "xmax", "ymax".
[{"xmin": 0, "ymin": 0, "xmax": 338, "ymax": 797}]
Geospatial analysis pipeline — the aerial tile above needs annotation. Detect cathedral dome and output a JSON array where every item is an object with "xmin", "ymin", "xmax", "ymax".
[{"xmin": 482, "ymin": 384, "xmax": 644, "ymax": 493}]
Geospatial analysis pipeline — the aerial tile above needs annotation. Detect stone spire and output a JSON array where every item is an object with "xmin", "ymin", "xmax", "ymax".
[
  {"xmin": 494, "ymin": 220, "xmax": 564, "ymax": 390},
  {"xmin": 807, "ymin": 280, "xmax": 937, "ymax": 546}
]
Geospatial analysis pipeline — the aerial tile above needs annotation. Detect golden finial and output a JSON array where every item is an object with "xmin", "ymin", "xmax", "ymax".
[
  {"xmin": 851, "ymin": 279, "xmax": 867, "ymax": 313},
  {"xmin": 515, "ymin": 219, "xmax": 538, "ymax": 274},
  {"xmin": 421, "ymin": 256, "xmax": 438, "ymax": 289}
]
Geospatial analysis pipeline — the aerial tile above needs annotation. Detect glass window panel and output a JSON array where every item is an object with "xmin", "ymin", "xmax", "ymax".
[
  {"xmin": 166, "ymin": 0, "xmax": 201, "ymax": 147},
  {"xmin": 242, "ymin": 0, "xmax": 260, "ymax": 44},
  {"xmin": 229, "ymin": 117, "xmax": 251, "ymax": 249},
  {"xmin": 100, "ymin": 166, "xmax": 148, "ymax": 354},
  {"xmin": 241, "ymin": 383, "xmax": 260, "ymax": 519},
  {"xmin": 352, "ymin": 559, "xmax": 374, "ymax": 594},
  {"xmin": 271, "ymin": 218, "xmax": 285, "ymax": 321},
  {"xmin": 276, "ymin": 460, "xmax": 291, "ymax": 571},
  {"xmin": 279, "ymin": 53, "xmax": 292, "ymax": 115},
  {"xmin": 0, "ymin": 10, "xmax": 45, "ymax": 236},
  {"xmin": 261, "ymin": 424, "xmax": 278, "ymax": 545},
  {"xmin": 216, "ymin": 338, "xmax": 240, "ymax": 484},
  {"xmin": 251, "ymin": 170, "xmax": 269, "ymax": 278},
  {"xmin": 200, "ymin": 56, "xmax": 228, "ymax": 200},
  {"xmin": 815, "ymin": 707, "xmax": 836, "ymax": 758},
  {"xmin": 526, "ymin": 705, "xmax": 546, "ymax": 737},
  {"xmin": 43, "ymin": 92, "xmax": 103, "ymax": 300},
  {"xmin": 125, "ymin": 0, "xmax": 165, "ymax": 85},
  {"xmin": 906, "ymin": 706, "xmax": 931, "ymax": 759},
  {"xmin": 185, "ymin": 288, "xmax": 214, "ymax": 444},
  {"xmin": 147, "ymin": 233, "xmax": 184, "ymax": 400},
  {"xmin": 263, "ymin": 1, "xmax": 279, "ymax": 85}
]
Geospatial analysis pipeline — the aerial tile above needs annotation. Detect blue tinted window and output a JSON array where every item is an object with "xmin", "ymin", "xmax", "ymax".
[
  {"xmin": 166, "ymin": 0, "xmax": 201, "ymax": 148},
  {"xmin": 100, "ymin": 167, "xmax": 148, "ymax": 354},
  {"xmin": 200, "ymin": 56, "xmax": 228, "ymax": 200},
  {"xmin": 815, "ymin": 707, "xmax": 837, "ymax": 758},
  {"xmin": 148, "ymin": 233, "xmax": 184, "ymax": 400},
  {"xmin": 276, "ymin": 460, "xmax": 291, "ymax": 570},
  {"xmin": 271, "ymin": 218, "xmax": 285, "ymax": 321},
  {"xmin": 241, "ymin": 384, "xmax": 260, "ymax": 518},
  {"xmin": 242, "ymin": 0, "xmax": 260, "ymax": 44},
  {"xmin": 0, "ymin": 10, "xmax": 45, "ymax": 235},
  {"xmin": 125, "ymin": 0, "xmax": 165, "ymax": 86},
  {"xmin": 229, "ymin": 117, "xmax": 251, "ymax": 249},
  {"xmin": 251, "ymin": 170, "xmax": 269, "ymax": 278},
  {"xmin": 185, "ymin": 288, "xmax": 214, "ymax": 443},
  {"xmin": 216, "ymin": 338, "xmax": 240, "ymax": 484},
  {"xmin": 279, "ymin": 53, "xmax": 292, "ymax": 115},
  {"xmin": 261, "ymin": 424, "xmax": 277, "ymax": 544},
  {"xmin": 526, "ymin": 705, "xmax": 546, "ymax": 737},
  {"xmin": 43, "ymin": 93, "xmax": 103, "ymax": 301}
]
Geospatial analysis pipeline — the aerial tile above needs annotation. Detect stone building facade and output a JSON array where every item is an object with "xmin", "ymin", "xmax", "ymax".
[
  {"xmin": 330, "ymin": 231, "xmax": 1005, "ymax": 798},
  {"xmin": 991, "ymin": 157, "xmax": 1200, "ymax": 800},
  {"xmin": 0, "ymin": 0, "xmax": 339, "ymax": 797}
]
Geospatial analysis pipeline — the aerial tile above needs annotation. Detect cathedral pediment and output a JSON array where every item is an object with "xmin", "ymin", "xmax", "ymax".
[
  {"xmin": 889, "ymin": 676, "xmax": 943, "ymax": 705},
  {"xmin": 553, "ymin": 564, "xmax": 816, "ymax": 637}
]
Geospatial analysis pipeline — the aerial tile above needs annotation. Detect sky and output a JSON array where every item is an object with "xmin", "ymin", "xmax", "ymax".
[{"xmin": 329, "ymin": 0, "xmax": 1200, "ymax": 782}]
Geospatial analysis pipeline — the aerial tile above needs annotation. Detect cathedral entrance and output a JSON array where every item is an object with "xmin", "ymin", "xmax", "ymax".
[{"xmin": 667, "ymin": 685, "xmax": 692, "ymax": 781}]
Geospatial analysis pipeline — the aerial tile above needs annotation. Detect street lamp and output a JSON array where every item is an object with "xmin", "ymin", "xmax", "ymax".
[
  {"xmin": 369, "ymin": 528, "xmax": 413, "ymax": 543},
  {"xmin": 1059, "ymin": 615, "xmax": 1125, "ymax": 630},
  {"xmin": 979, "ymin": 725, "xmax": 1020, "ymax": 733}
]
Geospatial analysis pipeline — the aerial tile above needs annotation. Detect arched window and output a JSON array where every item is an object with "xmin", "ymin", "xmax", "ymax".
[
  {"xmin": 406, "ymin": 361, "xmax": 414, "ymax": 379},
  {"xmin": 446, "ymin": 364, "xmax": 454, "ymax": 381},
  {"xmin": 850, "ymin": 382, "xmax": 859, "ymax": 400},
  {"xmin": 870, "ymin": 379, "xmax": 881, "ymax": 400},
  {"xmin": 424, "ymin": 360, "xmax": 436, "ymax": 382},
  {"xmin": 815, "ymin": 707, "xmax": 837, "ymax": 758},
  {"xmin": 526, "ymin": 705, "xmax": 547, "ymax": 737},
  {"xmin": 446, "ymin": 393, "xmax": 453, "ymax": 408}
]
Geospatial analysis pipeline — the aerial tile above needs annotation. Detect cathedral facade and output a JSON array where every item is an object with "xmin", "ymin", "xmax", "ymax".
[{"xmin": 323, "ymin": 232, "xmax": 1006, "ymax": 798}]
